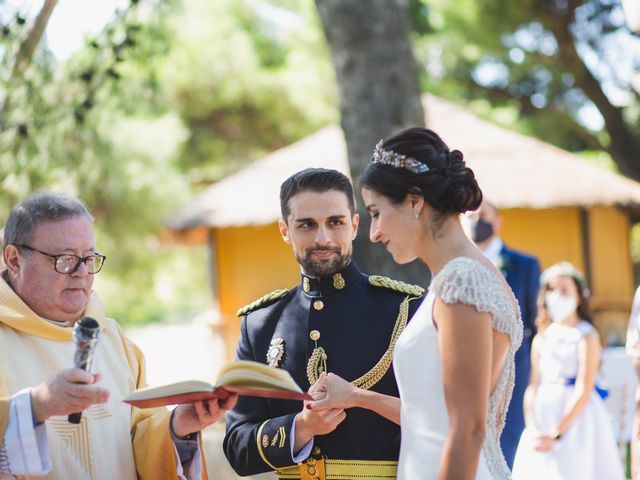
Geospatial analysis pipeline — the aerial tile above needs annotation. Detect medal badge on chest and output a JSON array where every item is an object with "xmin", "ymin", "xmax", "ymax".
[{"xmin": 266, "ymin": 337, "xmax": 285, "ymax": 367}]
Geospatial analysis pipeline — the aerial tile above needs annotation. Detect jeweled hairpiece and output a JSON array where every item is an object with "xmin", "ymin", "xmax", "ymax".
[{"xmin": 370, "ymin": 140, "xmax": 430, "ymax": 174}]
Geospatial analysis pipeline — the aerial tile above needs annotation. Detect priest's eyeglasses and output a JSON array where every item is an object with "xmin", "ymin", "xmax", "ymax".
[{"xmin": 16, "ymin": 245, "xmax": 106, "ymax": 274}]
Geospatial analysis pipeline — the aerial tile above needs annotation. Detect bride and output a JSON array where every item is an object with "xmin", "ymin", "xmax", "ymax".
[{"xmin": 309, "ymin": 127, "xmax": 522, "ymax": 479}]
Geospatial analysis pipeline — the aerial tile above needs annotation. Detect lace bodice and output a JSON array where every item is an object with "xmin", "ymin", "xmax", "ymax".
[{"xmin": 431, "ymin": 256, "xmax": 523, "ymax": 479}]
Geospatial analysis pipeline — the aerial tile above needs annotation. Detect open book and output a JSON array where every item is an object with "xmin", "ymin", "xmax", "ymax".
[{"xmin": 123, "ymin": 360, "xmax": 312, "ymax": 408}]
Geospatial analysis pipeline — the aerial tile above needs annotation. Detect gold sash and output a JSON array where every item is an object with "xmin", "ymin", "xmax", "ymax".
[{"xmin": 277, "ymin": 459, "xmax": 398, "ymax": 479}]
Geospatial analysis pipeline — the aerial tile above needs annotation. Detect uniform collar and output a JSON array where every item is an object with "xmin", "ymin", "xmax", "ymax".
[{"xmin": 300, "ymin": 260, "xmax": 361, "ymax": 297}]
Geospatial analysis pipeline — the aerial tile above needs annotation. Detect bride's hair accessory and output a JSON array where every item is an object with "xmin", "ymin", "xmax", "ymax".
[{"xmin": 370, "ymin": 140, "xmax": 430, "ymax": 174}]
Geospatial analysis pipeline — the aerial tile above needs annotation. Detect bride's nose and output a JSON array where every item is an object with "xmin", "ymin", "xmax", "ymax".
[{"xmin": 370, "ymin": 223, "xmax": 381, "ymax": 243}]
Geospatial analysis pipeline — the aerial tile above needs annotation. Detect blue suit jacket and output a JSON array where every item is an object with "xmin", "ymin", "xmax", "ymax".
[{"xmin": 498, "ymin": 244, "xmax": 540, "ymax": 467}]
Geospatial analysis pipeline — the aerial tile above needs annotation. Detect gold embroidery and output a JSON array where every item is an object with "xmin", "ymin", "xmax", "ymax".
[
  {"xmin": 307, "ymin": 294, "xmax": 419, "ymax": 389},
  {"xmin": 303, "ymin": 277, "xmax": 311, "ymax": 292},
  {"xmin": 306, "ymin": 347, "xmax": 328, "ymax": 386},
  {"xmin": 332, "ymin": 273, "xmax": 345, "ymax": 290},
  {"xmin": 49, "ymin": 416, "xmax": 94, "ymax": 477},
  {"xmin": 279, "ymin": 426, "xmax": 286, "ymax": 448},
  {"xmin": 237, "ymin": 289, "xmax": 289, "ymax": 317},
  {"xmin": 256, "ymin": 421, "xmax": 278, "ymax": 470},
  {"xmin": 368, "ymin": 275, "xmax": 424, "ymax": 296},
  {"xmin": 277, "ymin": 460, "xmax": 398, "ymax": 479},
  {"xmin": 87, "ymin": 404, "xmax": 111, "ymax": 419},
  {"xmin": 270, "ymin": 431, "xmax": 278, "ymax": 447},
  {"xmin": 300, "ymin": 457, "xmax": 325, "ymax": 480}
]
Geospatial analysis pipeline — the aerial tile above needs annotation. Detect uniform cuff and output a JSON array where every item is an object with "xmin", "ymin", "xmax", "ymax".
[{"xmin": 290, "ymin": 413, "xmax": 313, "ymax": 462}]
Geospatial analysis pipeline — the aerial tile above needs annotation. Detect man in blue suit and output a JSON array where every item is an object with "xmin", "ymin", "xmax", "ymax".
[{"xmin": 470, "ymin": 201, "xmax": 541, "ymax": 468}]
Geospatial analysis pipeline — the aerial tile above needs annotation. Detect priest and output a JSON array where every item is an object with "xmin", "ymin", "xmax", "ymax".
[{"xmin": 0, "ymin": 192, "xmax": 236, "ymax": 479}]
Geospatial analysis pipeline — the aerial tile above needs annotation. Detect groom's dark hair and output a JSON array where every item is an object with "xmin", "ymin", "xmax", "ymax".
[{"xmin": 280, "ymin": 168, "xmax": 355, "ymax": 223}]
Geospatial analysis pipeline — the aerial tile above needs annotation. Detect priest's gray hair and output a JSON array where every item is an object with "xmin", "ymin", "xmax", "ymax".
[{"xmin": 3, "ymin": 192, "xmax": 93, "ymax": 252}]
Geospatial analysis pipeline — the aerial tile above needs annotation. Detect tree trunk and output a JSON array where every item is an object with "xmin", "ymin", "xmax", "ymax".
[
  {"xmin": 2, "ymin": 0, "xmax": 58, "ymax": 126},
  {"xmin": 315, "ymin": 0, "xmax": 429, "ymax": 286},
  {"xmin": 12, "ymin": 0, "xmax": 59, "ymax": 78}
]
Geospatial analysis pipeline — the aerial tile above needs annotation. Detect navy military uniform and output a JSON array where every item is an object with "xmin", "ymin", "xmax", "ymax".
[{"xmin": 223, "ymin": 261, "xmax": 423, "ymax": 479}]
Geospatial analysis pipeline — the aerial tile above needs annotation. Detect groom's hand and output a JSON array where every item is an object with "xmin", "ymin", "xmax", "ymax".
[
  {"xmin": 293, "ymin": 373, "xmax": 346, "ymax": 452},
  {"xmin": 307, "ymin": 372, "xmax": 359, "ymax": 411}
]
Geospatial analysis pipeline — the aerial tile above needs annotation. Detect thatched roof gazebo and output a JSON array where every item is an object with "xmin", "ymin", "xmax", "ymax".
[{"xmin": 170, "ymin": 95, "xmax": 640, "ymax": 355}]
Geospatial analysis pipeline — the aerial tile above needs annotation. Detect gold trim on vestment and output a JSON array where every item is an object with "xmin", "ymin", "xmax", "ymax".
[
  {"xmin": 306, "ymin": 294, "xmax": 419, "ymax": 389},
  {"xmin": 277, "ymin": 459, "xmax": 398, "ymax": 479}
]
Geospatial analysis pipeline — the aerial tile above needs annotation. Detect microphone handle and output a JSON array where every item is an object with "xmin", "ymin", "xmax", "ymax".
[
  {"xmin": 68, "ymin": 358, "xmax": 91, "ymax": 424},
  {"xmin": 68, "ymin": 412, "xmax": 83, "ymax": 424}
]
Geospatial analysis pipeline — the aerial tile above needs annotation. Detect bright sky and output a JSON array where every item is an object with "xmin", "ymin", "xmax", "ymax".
[{"xmin": 5, "ymin": 0, "xmax": 125, "ymax": 60}]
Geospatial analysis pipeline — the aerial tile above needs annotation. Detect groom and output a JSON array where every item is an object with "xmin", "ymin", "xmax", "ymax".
[
  {"xmin": 223, "ymin": 168, "xmax": 423, "ymax": 479},
  {"xmin": 469, "ymin": 200, "xmax": 541, "ymax": 467}
]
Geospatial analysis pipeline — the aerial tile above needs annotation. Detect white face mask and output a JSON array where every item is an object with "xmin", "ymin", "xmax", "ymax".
[{"xmin": 545, "ymin": 291, "xmax": 577, "ymax": 323}]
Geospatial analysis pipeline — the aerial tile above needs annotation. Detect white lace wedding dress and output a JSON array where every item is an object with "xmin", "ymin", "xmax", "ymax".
[{"xmin": 394, "ymin": 257, "xmax": 522, "ymax": 479}]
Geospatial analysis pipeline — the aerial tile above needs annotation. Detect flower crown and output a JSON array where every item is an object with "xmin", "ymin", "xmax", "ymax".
[
  {"xmin": 370, "ymin": 140, "xmax": 430, "ymax": 174},
  {"xmin": 541, "ymin": 261, "xmax": 590, "ymax": 297}
]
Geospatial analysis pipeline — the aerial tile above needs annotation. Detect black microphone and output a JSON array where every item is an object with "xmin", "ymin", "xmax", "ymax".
[{"xmin": 68, "ymin": 316, "xmax": 100, "ymax": 424}]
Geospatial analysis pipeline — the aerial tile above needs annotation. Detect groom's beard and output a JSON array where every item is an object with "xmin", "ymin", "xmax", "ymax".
[{"xmin": 297, "ymin": 246, "xmax": 351, "ymax": 277}]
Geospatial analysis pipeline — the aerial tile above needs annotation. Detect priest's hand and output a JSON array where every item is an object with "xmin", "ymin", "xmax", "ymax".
[
  {"xmin": 31, "ymin": 368, "xmax": 110, "ymax": 423},
  {"xmin": 171, "ymin": 393, "xmax": 238, "ymax": 438}
]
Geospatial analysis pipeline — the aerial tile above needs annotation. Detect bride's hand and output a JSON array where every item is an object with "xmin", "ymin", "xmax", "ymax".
[{"xmin": 307, "ymin": 372, "xmax": 359, "ymax": 411}]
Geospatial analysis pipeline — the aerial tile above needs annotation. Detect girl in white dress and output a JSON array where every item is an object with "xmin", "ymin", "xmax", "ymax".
[{"xmin": 512, "ymin": 262, "xmax": 625, "ymax": 480}]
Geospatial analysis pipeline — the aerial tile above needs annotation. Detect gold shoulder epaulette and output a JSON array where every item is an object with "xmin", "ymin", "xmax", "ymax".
[
  {"xmin": 368, "ymin": 275, "xmax": 425, "ymax": 297},
  {"xmin": 236, "ymin": 289, "xmax": 289, "ymax": 317}
]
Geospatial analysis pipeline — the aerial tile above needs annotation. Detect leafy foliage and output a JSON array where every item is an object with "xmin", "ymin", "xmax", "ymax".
[
  {"xmin": 413, "ymin": 0, "xmax": 640, "ymax": 177},
  {"xmin": 0, "ymin": 0, "xmax": 336, "ymax": 324}
]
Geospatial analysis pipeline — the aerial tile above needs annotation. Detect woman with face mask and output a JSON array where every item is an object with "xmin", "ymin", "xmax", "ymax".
[{"xmin": 512, "ymin": 262, "xmax": 624, "ymax": 480}]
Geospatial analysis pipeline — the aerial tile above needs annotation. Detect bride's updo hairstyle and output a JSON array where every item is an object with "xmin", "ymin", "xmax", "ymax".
[{"xmin": 360, "ymin": 127, "xmax": 482, "ymax": 222}]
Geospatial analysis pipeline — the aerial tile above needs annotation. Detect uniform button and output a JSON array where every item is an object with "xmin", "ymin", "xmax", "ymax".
[
  {"xmin": 313, "ymin": 300, "xmax": 324, "ymax": 310},
  {"xmin": 310, "ymin": 330, "xmax": 320, "ymax": 341}
]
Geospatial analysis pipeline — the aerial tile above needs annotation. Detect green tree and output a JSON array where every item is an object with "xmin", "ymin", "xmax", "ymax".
[
  {"xmin": 0, "ymin": 0, "xmax": 338, "ymax": 324},
  {"xmin": 163, "ymin": 0, "xmax": 337, "ymax": 182},
  {"xmin": 415, "ymin": 0, "xmax": 640, "ymax": 179}
]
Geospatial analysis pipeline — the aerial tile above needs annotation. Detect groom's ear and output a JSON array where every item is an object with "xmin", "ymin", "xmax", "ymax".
[
  {"xmin": 278, "ymin": 219, "xmax": 291, "ymax": 244},
  {"xmin": 351, "ymin": 213, "xmax": 359, "ymax": 240}
]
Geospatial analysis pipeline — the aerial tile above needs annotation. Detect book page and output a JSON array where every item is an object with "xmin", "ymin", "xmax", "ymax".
[
  {"xmin": 125, "ymin": 380, "xmax": 214, "ymax": 402},
  {"xmin": 216, "ymin": 360, "xmax": 303, "ymax": 393}
]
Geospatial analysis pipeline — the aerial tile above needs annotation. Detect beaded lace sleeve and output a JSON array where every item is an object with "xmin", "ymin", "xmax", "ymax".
[
  {"xmin": 431, "ymin": 257, "xmax": 523, "ymax": 343},
  {"xmin": 431, "ymin": 256, "xmax": 523, "ymax": 480}
]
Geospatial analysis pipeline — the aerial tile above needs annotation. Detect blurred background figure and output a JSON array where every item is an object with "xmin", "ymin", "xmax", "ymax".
[
  {"xmin": 512, "ymin": 262, "xmax": 625, "ymax": 480},
  {"xmin": 626, "ymin": 286, "xmax": 640, "ymax": 479},
  {"xmin": 468, "ymin": 200, "xmax": 540, "ymax": 468}
]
